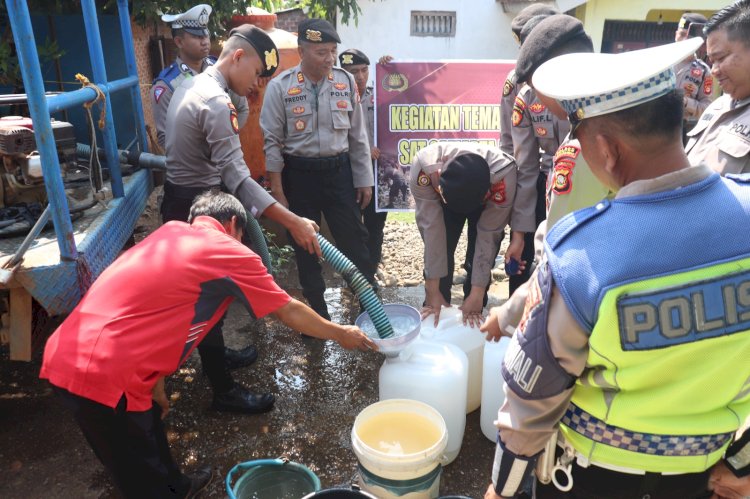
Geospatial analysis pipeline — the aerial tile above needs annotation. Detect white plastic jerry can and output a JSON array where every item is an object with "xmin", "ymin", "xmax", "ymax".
[
  {"xmin": 419, "ymin": 307, "xmax": 486, "ymax": 413},
  {"xmin": 379, "ymin": 339, "xmax": 469, "ymax": 465},
  {"xmin": 480, "ymin": 337, "xmax": 511, "ymax": 442}
]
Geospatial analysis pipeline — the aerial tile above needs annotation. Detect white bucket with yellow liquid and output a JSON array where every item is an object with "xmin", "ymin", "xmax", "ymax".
[{"xmin": 351, "ymin": 399, "xmax": 448, "ymax": 499}]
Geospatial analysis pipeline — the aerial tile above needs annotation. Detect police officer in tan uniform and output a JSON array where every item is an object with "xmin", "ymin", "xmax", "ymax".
[
  {"xmin": 412, "ymin": 143, "xmax": 521, "ymax": 328},
  {"xmin": 164, "ymin": 25, "xmax": 320, "ymax": 414},
  {"xmin": 687, "ymin": 1, "xmax": 750, "ymax": 176},
  {"xmin": 339, "ymin": 48, "xmax": 387, "ymax": 274},
  {"xmin": 151, "ymin": 4, "xmax": 248, "ymax": 150},
  {"xmin": 674, "ymin": 12, "xmax": 714, "ymax": 141},
  {"xmin": 500, "ymin": 3, "xmax": 559, "ymax": 157},
  {"xmin": 261, "ymin": 19, "xmax": 374, "ymax": 320},
  {"xmin": 508, "ymin": 15, "xmax": 591, "ymax": 295}
]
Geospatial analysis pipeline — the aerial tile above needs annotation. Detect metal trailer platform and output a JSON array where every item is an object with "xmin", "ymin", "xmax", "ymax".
[{"xmin": 0, "ymin": 171, "xmax": 152, "ymax": 360}]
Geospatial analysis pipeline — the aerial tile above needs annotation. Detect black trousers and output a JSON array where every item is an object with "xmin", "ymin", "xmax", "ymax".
[
  {"xmin": 509, "ymin": 170, "xmax": 548, "ymax": 296},
  {"xmin": 53, "ymin": 386, "xmax": 190, "ymax": 499},
  {"xmin": 535, "ymin": 461, "xmax": 712, "ymax": 499},
  {"xmin": 282, "ymin": 162, "xmax": 373, "ymax": 307},
  {"xmin": 161, "ymin": 188, "xmax": 233, "ymax": 394},
  {"xmin": 362, "ymin": 186, "xmax": 387, "ymax": 269},
  {"xmin": 438, "ymin": 203, "xmax": 497, "ymax": 306}
]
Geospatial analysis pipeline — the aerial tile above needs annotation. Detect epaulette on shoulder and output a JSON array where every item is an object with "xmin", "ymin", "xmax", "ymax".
[
  {"xmin": 545, "ymin": 200, "xmax": 612, "ymax": 250},
  {"xmin": 154, "ymin": 63, "xmax": 180, "ymax": 87},
  {"xmin": 206, "ymin": 55, "xmax": 217, "ymax": 65}
]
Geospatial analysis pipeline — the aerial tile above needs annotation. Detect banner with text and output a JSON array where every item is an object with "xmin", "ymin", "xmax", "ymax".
[{"xmin": 374, "ymin": 60, "xmax": 514, "ymax": 212}]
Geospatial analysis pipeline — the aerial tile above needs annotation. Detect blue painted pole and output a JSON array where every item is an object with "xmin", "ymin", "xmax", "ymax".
[
  {"xmin": 117, "ymin": 0, "xmax": 149, "ymax": 153},
  {"xmin": 46, "ymin": 76, "xmax": 140, "ymax": 115},
  {"xmin": 81, "ymin": 0, "xmax": 125, "ymax": 198},
  {"xmin": 5, "ymin": 0, "xmax": 77, "ymax": 261}
]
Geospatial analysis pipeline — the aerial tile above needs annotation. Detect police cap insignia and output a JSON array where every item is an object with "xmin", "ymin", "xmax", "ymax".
[
  {"xmin": 575, "ymin": 108, "xmax": 585, "ymax": 120},
  {"xmin": 265, "ymin": 49, "xmax": 278, "ymax": 73},
  {"xmin": 417, "ymin": 171, "xmax": 430, "ymax": 186},
  {"xmin": 339, "ymin": 48, "xmax": 370, "ymax": 67},
  {"xmin": 229, "ymin": 24, "xmax": 279, "ymax": 77},
  {"xmin": 298, "ymin": 19, "xmax": 341, "ymax": 44}
]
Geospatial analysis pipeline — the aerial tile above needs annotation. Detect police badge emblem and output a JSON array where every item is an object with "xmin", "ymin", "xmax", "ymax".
[
  {"xmin": 295, "ymin": 119, "xmax": 306, "ymax": 131},
  {"xmin": 417, "ymin": 171, "xmax": 430, "ymax": 186},
  {"xmin": 488, "ymin": 180, "xmax": 506, "ymax": 205},
  {"xmin": 503, "ymin": 79, "xmax": 514, "ymax": 97},
  {"xmin": 305, "ymin": 29, "xmax": 322, "ymax": 42}
]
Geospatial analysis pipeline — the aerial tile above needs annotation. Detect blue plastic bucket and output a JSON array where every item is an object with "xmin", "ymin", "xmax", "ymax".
[{"xmin": 226, "ymin": 458, "xmax": 321, "ymax": 499}]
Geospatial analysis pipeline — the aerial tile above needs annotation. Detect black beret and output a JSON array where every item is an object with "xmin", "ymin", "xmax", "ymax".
[
  {"xmin": 519, "ymin": 14, "xmax": 550, "ymax": 44},
  {"xmin": 229, "ymin": 24, "xmax": 279, "ymax": 77},
  {"xmin": 298, "ymin": 18, "xmax": 341, "ymax": 44},
  {"xmin": 515, "ymin": 14, "xmax": 592, "ymax": 84},
  {"xmin": 440, "ymin": 153, "xmax": 490, "ymax": 214},
  {"xmin": 511, "ymin": 3, "xmax": 559, "ymax": 42},
  {"xmin": 678, "ymin": 12, "xmax": 708, "ymax": 31},
  {"xmin": 339, "ymin": 48, "xmax": 370, "ymax": 67}
]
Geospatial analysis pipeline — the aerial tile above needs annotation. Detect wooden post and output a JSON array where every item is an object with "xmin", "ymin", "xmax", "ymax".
[{"xmin": 9, "ymin": 287, "xmax": 32, "ymax": 361}]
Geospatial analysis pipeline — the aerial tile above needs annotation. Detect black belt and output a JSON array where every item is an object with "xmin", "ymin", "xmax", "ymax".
[
  {"xmin": 284, "ymin": 152, "xmax": 349, "ymax": 172},
  {"xmin": 164, "ymin": 181, "xmax": 221, "ymax": 200}
]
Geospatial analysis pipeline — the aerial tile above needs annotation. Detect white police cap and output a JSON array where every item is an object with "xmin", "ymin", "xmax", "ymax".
[
  {"xmin": 161, "ymin": 4, "xmax": 211, "ymax": 36},
  {"xmin": 532, "ymin": 37, "xmax": 704, "ymax": 126}
]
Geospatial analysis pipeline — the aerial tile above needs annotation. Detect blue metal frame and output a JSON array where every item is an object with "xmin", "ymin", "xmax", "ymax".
[
  {"xmin": 6, "ymin": 0, "xmax": 149, "ymax": 259},
  {"xmin": 4, "ymin": 0, "xmax": 152, "ymax": 320}
]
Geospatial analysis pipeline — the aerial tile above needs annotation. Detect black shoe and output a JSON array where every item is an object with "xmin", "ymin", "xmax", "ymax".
[
  {"xmin": 185, "ymin": 465, "xmax": 213, "ymax": 498},
  {"xmin": 224, "ymin": 346, "xmax": 258, "ymax": 371},
  {"xmin": 212, "ymin": 384, "xmax": 275, "ymax": 414},
  {"xmin": 306, "ymin": 297, "xmax": 331, "ymax": 321}
]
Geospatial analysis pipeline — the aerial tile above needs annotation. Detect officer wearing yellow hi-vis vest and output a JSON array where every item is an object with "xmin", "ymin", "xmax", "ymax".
[{"xmin": 485, "ymin": 36, "xmax": 750, "ymax": 499}]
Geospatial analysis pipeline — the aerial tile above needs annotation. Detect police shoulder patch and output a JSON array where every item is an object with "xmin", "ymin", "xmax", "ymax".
[
  {"xmin": 503, "ymin": 78, "xmax": 514, "ymax": 97},
  {"xmin": 512, "ymin": 95, "xmax": 527, "ymax": 127},
  {"xmin": 487, "ymin": 180, "xmax": 507, "ymax": 205},
  {"xmin": 153, "ymin": 86, "xmax": 166, "ymax": 103},
  {"xmin": 229, "ymin": 104, "xmax": 239, "ymax": 134},
  {"xmin": 554, "ymin": 144, "xmax": 580, "ymax": 163}
]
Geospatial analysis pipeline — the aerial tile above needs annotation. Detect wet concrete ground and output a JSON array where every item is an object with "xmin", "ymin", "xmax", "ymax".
[{"xmin": 0, "ymin": 279, "xmax": 508, "ymax": 498}]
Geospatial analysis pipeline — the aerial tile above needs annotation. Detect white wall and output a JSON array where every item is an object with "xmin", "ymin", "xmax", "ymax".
[{"xmin": 336, "ymin": 0, "xmax": 520, "ymax": 85}]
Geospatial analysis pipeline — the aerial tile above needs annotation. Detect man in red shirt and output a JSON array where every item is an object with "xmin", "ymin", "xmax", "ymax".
[{"xmin": 40, "ymin": 192, "xmax": 375, "ymax": 498}]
